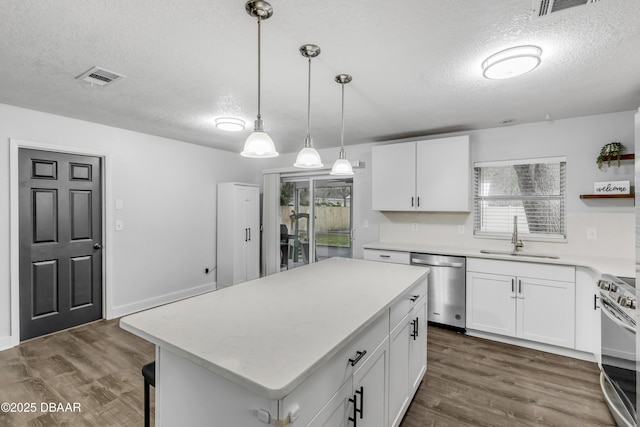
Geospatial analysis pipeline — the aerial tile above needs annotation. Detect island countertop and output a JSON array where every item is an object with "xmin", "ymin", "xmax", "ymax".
[{"xmin": 119, "ymin": 257, "xmax": 428, "ymax": 400}]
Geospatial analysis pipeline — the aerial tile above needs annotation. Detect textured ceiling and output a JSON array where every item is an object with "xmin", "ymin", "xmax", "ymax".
[{"xmin": 1, "ymin": 0, "xmax": 639, "ymax": 155}]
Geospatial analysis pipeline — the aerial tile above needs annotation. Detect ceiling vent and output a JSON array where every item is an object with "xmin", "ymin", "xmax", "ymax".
[
  {"xmin": 75, "ymin": 66, "xmax": 125, "ymax": 86},
  {"xmin": 532, "ymin": 0, "xmax": 601, "ymax": 18}
]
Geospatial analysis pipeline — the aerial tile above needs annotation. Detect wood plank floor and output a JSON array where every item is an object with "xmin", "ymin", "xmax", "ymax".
[
  {"xmin": 403, "ymin": 326, "xmax": 616, "ymax": 427},
  {"xmin": 0, "ymin": 320, "xmax": 615, "ymax": 426}
]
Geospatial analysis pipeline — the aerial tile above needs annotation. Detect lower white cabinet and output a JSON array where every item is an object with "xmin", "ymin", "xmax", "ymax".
[
  {"xmin": 388, "ymin": 294, "xmax": 427, "ymax": 427},
  {"xmin": 466, "ymin": 258, "xmax": 576, "ymax": 349},
  {"xmin": 308, "ymin": 337, "xmax": 389, "ymax": 427},
  {"xmin": 409, "ymin": 298, "xmax": 427, "ymax": 393},
  {"xmin": 306, "ymin": 379, "xmax": 353, "ymax": 427}
]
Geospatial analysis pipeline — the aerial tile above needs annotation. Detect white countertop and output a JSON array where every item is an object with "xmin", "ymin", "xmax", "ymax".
[
  {"xmin": 119, "ymin": 257, "xmax": 428, "ymax": 400},
  {"xmin": 363, "ymin": 242, "xmax": 635, "ymax": 278}
]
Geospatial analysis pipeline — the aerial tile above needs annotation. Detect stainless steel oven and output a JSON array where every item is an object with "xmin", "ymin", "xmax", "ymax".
[{"xmin": 598, "ymin": 275, "xmax": 637, "ymax": 427}]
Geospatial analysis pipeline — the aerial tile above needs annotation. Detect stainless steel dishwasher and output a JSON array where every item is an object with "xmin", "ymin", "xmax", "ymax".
[{"xmin": 410, "ymin": 253, "xmax": 466, "ymax": 330}]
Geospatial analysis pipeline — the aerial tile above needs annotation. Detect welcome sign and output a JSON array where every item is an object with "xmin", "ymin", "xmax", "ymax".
[{"xmin": 593, "ymin": 180, "xmax": 630, "ymax": 194}]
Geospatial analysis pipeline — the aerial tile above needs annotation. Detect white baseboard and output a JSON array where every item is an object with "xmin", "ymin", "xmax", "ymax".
[
  {"xmin": 111, "ymin": 282, "xmax": 217, "ymax": 318},
  {"xmin": 466, "ymin": 329, "xmax": 596, "ymax": 363},
  {"xmin": 0, "ymin": 335, "xmax": 14, "ymax": 351}
]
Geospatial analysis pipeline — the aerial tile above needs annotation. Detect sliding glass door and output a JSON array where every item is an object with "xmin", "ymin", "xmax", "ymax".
[{"xmin": 279, "ymin": 176, "xmax": 353, "ymax": 270}]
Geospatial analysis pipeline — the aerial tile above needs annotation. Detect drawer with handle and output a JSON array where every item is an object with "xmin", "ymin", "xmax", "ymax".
[
  {"xmin": 363, "ymin": 249, "xmax": 410, "ymax": 265},
  {"xmin": 390, "ymin": 277, "xmax": 428, "ymax": 329},
  {"xmin": 279, "ymin": 310, "xmax": 389, "ymax": 426}
]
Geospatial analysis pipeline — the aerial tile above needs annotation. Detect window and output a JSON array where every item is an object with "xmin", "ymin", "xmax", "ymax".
[{"xmin": 474, "ymin": 157, "xmax": 566, "ymax": 240}]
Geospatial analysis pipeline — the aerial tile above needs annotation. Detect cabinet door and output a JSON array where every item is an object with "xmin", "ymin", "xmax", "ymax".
[
  {"xmin": 232, "ymin": 186, "xmax": 248, "ymax": 284},
  {"xmin": 409, "ymin": 297, "xmax": 427, "ymax": 395},
  {"xmin": 306, "ymin": 378, "xmax": 353, "ymax": 427},
  {"xmin": 372, "ymin": 142, "xmax": 416, "ymax": 211},
  {"xmin": 244, "ymin": 186, "xmax": 260, "ymax": 282},
  {"xmin": 415, "ymin": 136, "xmax": 470, "ymax": 212},
  {"xmin": 516, "ymin": 277, "xmax": 575, "ymax": 348},
  {"xmin": 466, "ymin": 272, "xmax": 516, "ymax": 337},
  {"xmin": 353, "ymin": 337, "xmax": 389, "ymax": 427},
  {"xmin": 388, "ymin": 314, "xmax": 410, "ymax": 427}
]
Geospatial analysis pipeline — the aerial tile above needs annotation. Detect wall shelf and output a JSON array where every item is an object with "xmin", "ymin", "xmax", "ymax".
[
  {"xmin": 579, "ymin": 193, "xmax": 634, "ymax": 199},
  {"xmin": 600, "ymin": 153, "xmax": 635, "ymax": 161}
]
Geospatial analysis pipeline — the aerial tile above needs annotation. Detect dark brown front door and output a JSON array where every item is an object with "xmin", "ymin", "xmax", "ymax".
[{"xmin": 19, "ymin": 149, "xmax": 103, "ymax": 341}]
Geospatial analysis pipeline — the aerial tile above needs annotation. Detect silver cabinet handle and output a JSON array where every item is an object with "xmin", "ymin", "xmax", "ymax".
[{"xmin": 410, "ymin": 259, "xmax": 464, "ymax": 268}]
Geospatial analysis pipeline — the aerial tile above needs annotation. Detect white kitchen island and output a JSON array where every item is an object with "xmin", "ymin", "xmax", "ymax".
[{"xmin": 120, "ymin": 257, "xmax": 429, "ymax": 427}]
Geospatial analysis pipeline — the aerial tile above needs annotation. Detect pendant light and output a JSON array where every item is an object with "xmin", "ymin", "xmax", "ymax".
[
  {"xmin": 330, "ymin": 74, "xmax": 354, "ymax": 176},
  {"xmin": 294, "ymin": 44, "xmax": 323, "ymax": 168},
  {"xmin": 241, "ymin": 1, "xmax": 278, "ymax": 158}
]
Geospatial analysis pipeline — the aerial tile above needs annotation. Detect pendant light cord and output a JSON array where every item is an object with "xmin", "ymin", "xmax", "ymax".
[
  {"xmin": 306, "ymin": 57, "xmax": 311, "ymax": 141},
  {"xmin": 257, "ymin": 18, "xmax": 262, "ymax": 120},
  {"xmin": 340, "ymin": 82, "xmax": 345, "ymax": 149}
]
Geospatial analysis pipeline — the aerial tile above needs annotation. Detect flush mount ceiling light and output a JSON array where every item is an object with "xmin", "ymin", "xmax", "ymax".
[
  {"xmin": 241, "ymin": 0, "xmax": 278, "ymax": 158},
  {"xmin": 482, "ymin": 45, "xmax": 542, "ymax": 80},
  {"xmin": 294, "ymin": 44, "xmax": 323, "ymax": 169},
  {"xmin": 330, "ymin": 74, "xmax": 354, "ymax": 176},
  {"xmin": 215, "ymin": 117, "xmax": 246, "ymax": 132}
]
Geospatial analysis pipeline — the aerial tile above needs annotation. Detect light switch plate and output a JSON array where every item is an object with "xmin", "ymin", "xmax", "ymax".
[
  {"xmin": 115, "ymin": 199, "xmax": 124, "ymax": 210},
  {"xmin": 363, "ymin": 219, "xmax": 369, "ymax": 229},
  {"xmin": 587, "ymin": 227, "xmax": 597, "ymax": 240},
  {"xmin": 115, "ymin": 220, "xmax": 124, "ymax": 231},
  {"xmin": 458, "ymin": 225, "xmax": 465, "ymax": 234}
]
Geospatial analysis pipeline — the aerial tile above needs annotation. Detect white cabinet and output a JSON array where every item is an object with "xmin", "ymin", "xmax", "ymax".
[
  {"xmin": 307, "ymin": 337, "xmax": 389, "ymax": 427},
  {"xmin": 466, "ymin": 258, "xmax": 576, "ymax": 349},
  {"xmin": 307, "ymin": 379, "xmax": 352, "ymax": 427},
  {"xmin": 388, "ymin": 282, "xmax": 428, "ymax": 427},
  {"xmin": 372, "ymin": 135, "xmax": 470, "ymax": 212},
  {"xmin": 575, "ymin": 267, "xmax": 600, "ymax": 358},
  {"xmin": 409, "ymin": 298, "xmax": 427, "ymax": 394},
  {"xmin": 217, "ymin": 183, "xmax": 260, "ymax": 287},
  {"xmin": 352, "ymin": 337, "xmax": 389, "ymax": 427},
  {"xmin": 281, "ymin": 311, "xmax": 389, "ymax": 427},
  {"xmin": 371, "ymin": 142, "xmax": 416, "ymax": 211}
]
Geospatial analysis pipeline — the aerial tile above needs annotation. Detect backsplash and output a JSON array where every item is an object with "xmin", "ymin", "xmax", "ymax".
[{"xmin": 378, "ymin": 211, "xmax": 634, "ymax": 259}]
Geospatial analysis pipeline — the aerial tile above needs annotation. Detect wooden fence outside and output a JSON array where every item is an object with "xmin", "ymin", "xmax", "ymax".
[{"xmin": 280, "ymin": 206, "xmax": 350, "ymax": 233}]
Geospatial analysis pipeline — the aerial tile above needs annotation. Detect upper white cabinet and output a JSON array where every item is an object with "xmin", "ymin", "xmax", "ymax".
[
  {"xmin": 217, "ymin": 183, "xmax": 260, "ymax": 287},
  {"xmin": 466, "ymin": 258, "xmax": 576, "ymax": 349},
  {"xmin": 372, "ymin": 135, "xmax": 470, "ymax": 212}
]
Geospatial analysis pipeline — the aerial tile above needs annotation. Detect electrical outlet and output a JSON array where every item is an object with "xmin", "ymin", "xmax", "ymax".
[
  {"xmin": 458, "ymin": 225, "xmax": 465, "ymax": 234},
  {"xmin": 587, "ymin": 227, "xmax": 598, "ymax": 240},
  {"xmin": 363, "ymin": 220, "xmax": 369, "ymax": 229},
  {"xmin": 115, "ymin": 220, "xmax": 124, "ymax": 231},
  {"xmin": 412, "ymin": 223, "xmax": 419, "ymax": 232}
]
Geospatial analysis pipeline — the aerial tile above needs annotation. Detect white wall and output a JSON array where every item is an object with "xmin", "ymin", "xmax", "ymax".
[
  {"xmin": 264, "ymin": 110, "xmax": 636, "ymax": 261},
  {"xmin": 376, "ymin": 111, "xmax": 636, "ymax": 257},
  {"xmin": 0, "ymin": 103, "xmax": 259, "ymax": 347}
]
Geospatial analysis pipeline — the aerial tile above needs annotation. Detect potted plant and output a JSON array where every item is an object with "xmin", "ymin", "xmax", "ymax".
[{"xmin": 597, "ymin": 142, "xmax": 625, "ymax": 169}]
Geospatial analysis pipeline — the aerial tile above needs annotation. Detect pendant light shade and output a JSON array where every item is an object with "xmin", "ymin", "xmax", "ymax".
[
  {"xmin": 294, "ymin": 44, "xmax": 323, "ymax": 169},
  {"xmin": 330, "ymin": 74, "xmax": 354, "ymax": 176},
  {"xmin": 241, "ymin": 1, "xmax": 278, "ymax": 158}
]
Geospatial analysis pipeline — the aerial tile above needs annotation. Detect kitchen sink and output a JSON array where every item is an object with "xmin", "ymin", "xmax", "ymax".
[{"xmin": 479, "ymin": 249, "xmax": 560, "ymax": 259}]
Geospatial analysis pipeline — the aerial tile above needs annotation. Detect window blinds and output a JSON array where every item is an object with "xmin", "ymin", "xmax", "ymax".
[{"xmin": 473, "ymin": 158, "xmax": 566, "ymax": 240}]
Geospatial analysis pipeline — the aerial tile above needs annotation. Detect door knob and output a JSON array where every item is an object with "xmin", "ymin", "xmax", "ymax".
[{"xmin": 93, "ymin": 243, "xmax": 102, "ymax": 250}]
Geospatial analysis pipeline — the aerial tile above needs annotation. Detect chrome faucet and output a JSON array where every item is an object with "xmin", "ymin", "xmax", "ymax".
[{"xmin": 511, "ymin": 215, "xmax": 523, "ymax": 252}]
